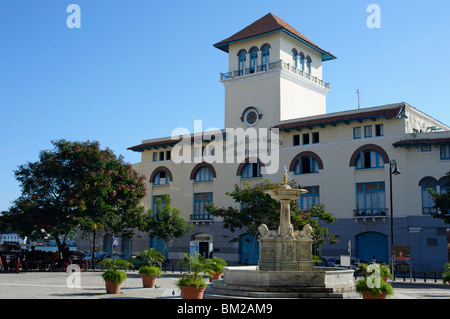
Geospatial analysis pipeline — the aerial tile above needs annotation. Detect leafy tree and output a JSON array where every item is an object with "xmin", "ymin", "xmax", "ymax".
[
  {"xmin": 206, "ymin": 180, "xmax": 336, "ymax": 251},
  {"xmin": 138, "ymin": 194, "xmax": 193, "ymax": 256},
  {"xmin": 0, "ymin": 140, "xmax": 146, "ymax": 253},
  {"xmin": 429, "ymin": 171, "xmax": 450, "ymax": 224}
]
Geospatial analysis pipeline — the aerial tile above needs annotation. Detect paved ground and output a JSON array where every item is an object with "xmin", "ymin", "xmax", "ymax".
[
  {"xmin": 0, "ymin": 270, "xmax": 181, "ymax": 299},
  {"xmin": 391, "ymin": 280, "xmax": 450, "ymax": 299},
  {"xmin": 0, "ymin": 270, "xmax": 449, "ymax": 299}
]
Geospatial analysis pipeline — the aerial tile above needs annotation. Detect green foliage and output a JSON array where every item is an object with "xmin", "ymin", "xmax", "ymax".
[
  {"xmin": 177, "ymin": 274, "xmax": 207, "ymax": 288},
  {"xmin": 177, "ymin": 253, "xmax": 210, "ymax": 287},
  {"xmin": 99, "ymin": 257, "xmax": 132, "ymax": 285},
  {"xmin": 205, "ymin": 257, "xmax": 227, "ymax": 275},
  {"xmin": 102, "ymin": 270, "xmax": 127, "ymax": 285},
  {"xmin": 138, "ymin": 194, "xmax": 193, "ymax": 256},
  {"xmin": 99, "ymin": 257, "xmax": 134, "ymax": 271},
  {"xmin": 138, "ymin": 248, "xmax": 164, "ymax": 267},
  {"xmin": 138, "ymin": 266, "xmax": 162, "ymax": 277},
  {"xmin": 443, "ymin": 263, "xmax": 450, "ymax": 285},
  {"xmin": 206, "ymin": 180, "xmax": 336, "ymax": 248},
  {"xmin": 429, "ymin": 171, "xmax": 450, "ymax": 224},
  {"xmin": 0, "ymin": 140, "xmax": 146, "ymax": 252}
]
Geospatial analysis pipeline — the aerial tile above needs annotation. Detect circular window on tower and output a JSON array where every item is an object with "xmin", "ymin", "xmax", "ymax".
[{"xmin": 242, "ymin": 107, "xmax": 261, "ymax": 127}]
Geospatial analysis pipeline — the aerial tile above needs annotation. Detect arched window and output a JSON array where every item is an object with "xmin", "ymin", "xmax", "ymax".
[
  {"xmin": 306, "ymin": 56, "xmax": 312, "ymax": 75},
  {"xmin": 249, "ymin": 47, "xmax": 258, "ymax": 73},
  {"xmin": 421, "ymin": 178, "xmax": 437, "ymax": 214},
  {"xmin": 292, "ymin": 49, "xmax": 298, "ymax": 68},
  {"xmin": 194, "ymin": 166, "xmax": 213, "ymax": 182},
  {"xmin": 439, "ymin": 177, "xmax": 450, "ymax": 194},
  {"xmin": 356, "ymin": 150, "xmax": 385, "ymax": 169},
  {"xmin": 238, "ymin": 49, "xmax": 247, "ymax": 76},
  {"xmin": 153, "ymin": 171, "xmax": 169, "ymax": 185},
  {"xmin": 241, "ymin": 162, "xmax": 262, "ymax": 179},
  {"xmin": 299, "ymin": 52, "xmax": 305, "ymax": 72},
  {"xmin": 190, "ymin": 163, "xmax": 217, "ymax": 182},
  {"xmin": 150, "ymin": 167, "xmax": 172, "ymax": 185},
  {"xmin": 439, "ymin": 177, "xmax": 450, "ymax": 215},
  {"xmin": 261, "ymin": 44, "xmax": 270, "ymax": 71},
  {"xmin": 294, "ymin": 156, "xmax": 319, "ymax": 174}
]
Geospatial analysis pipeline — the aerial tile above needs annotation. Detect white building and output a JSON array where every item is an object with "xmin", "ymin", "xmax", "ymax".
[
  {"xmin": 1, "ymin": 233, "xmax": 27, "ymax": 245},
  {"xmin": 82, "ymin": 13, "xmax": 450, "ymax": 270}
]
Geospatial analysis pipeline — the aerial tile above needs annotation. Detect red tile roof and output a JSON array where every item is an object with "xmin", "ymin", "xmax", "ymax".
[
  {"xmin": 127, "ymin": 138, "xmax": 182, "ymax": 152},
  {"xmin": 273, "ymin": 104, "xmax": 405, "ymax": 131},
  {"xmin": 128, "ymin": 131, "xmax": 226, "ymax": 153},
  {"xmin": 214, "ymin": 13, "xmax": 336, "ymax": 61},
  {"xmin": 393, "ymin": 138, "xmax": 450, "ymax": 148}
]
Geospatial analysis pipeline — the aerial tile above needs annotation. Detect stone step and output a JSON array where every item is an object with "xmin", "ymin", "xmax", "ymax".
[
  {"xmin": 204, "ymin": 281, "xmax": 359, "ymax": 299},
  {"xmin": 211, "ymin": 280, "xmax": 355, "ymax": 293},
  {"xmin": 204, "ymin": 288, "xmax": 358, "ymax": 299}
]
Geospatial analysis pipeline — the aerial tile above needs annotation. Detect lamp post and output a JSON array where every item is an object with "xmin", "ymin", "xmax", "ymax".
[{"xmin": 389, "ymin": 159, "xmax": 400, "ymax": 278}]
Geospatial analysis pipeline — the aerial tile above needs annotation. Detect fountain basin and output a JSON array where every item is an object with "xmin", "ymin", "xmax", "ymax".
[
  {"xmin": 222, "ymin": 266, "xmax": 354, "ymax": 288},
  {"xmin": 204, "ymin": 266, "xmax": 358, "ymax": 299}
]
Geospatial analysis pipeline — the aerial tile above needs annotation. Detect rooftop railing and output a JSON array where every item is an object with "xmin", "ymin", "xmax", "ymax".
[{"xmin": 220, "ymin": 59, "xmax": 330, "ymax": 89}]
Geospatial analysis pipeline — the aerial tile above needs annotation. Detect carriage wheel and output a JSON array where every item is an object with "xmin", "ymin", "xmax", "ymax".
[
  {"xmin": 79, "ymin": 259, "xmax": 87, "ymax": 272},
  {"xmin": 63, "ymin": 258, "xmax": 71, "ymax": 272},
  {"xmin": 16, "ymin": 257, "xmax": 20, "ymax": 273}
]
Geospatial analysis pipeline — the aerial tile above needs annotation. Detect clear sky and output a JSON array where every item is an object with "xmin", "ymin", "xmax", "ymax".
[{"xmin": 1, "ymin": 0, "xmax": 449, "ymax": 213}]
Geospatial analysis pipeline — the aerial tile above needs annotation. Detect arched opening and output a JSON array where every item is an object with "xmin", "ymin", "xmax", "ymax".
[
  {"xmin": 103, "ymin": 234, "xmax": 112, "ymax": 254},
  {"xmin": 121, "ymin": 235, "xmax": 132, "ymax": 256},
  {"xmin": 190, "ymin": 233, "xmax": 213, "ymax": 259},
  {"xmin": 239, "ymin": 233, "xmax": 259, "ymax": 265},
  {"xmin": 356, "ymin": 232, "xmax": 388, "ymax": 263}
]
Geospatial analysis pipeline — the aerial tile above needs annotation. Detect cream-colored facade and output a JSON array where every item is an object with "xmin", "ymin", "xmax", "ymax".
[{"xmin": 80, "ymin": 14, "xmax": 450, "ymax": 270}]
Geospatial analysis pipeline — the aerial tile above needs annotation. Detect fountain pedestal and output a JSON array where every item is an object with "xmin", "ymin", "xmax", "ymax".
[{"xmin": 259, "ymin": 236, "xmax": 314, "ymax": 272}]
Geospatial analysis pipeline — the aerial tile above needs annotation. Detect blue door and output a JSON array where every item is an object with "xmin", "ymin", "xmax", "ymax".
[
  {"xmin": 150, "ymin": 237, "xmax": 169, "ymax": 259},
  {"xmin": 239, "ymin": 233, "xmax": 259, "ymax": 265},
  {"xmin": 356, "ymin": 232, "xmax": 388, "ymax": 263}
]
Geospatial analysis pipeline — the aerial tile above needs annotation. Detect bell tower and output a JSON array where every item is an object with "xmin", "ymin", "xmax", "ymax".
[{"xmin": 214, "ymin": 13, "xmax": 336, "ymax": 130}]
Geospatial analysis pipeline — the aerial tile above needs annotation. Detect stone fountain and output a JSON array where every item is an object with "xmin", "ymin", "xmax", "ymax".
[{"xmin": 204, "ymin": 168, "xmax": 357, "ymax": 299}]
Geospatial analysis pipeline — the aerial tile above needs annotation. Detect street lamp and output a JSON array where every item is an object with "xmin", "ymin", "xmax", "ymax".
[{"xmin": 389, "ymin": 159, "xmax": 400, "ymax": 278}]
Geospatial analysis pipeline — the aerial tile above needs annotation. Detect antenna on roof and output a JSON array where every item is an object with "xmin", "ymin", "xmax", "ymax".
[{"xmin": 356, "ymin": 89, "xmax": 360, "ymax": 109}]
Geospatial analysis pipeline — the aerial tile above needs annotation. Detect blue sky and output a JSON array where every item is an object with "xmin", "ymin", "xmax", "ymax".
[{"xmin": 1, "ymin": 0, "xmax": 449, "ymax": 212}]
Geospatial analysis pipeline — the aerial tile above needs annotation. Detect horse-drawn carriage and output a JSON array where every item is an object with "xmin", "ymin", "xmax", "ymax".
[
  {"xmin": 1, "ymin": 243, "xmax": 87, "ymax": 272},
  {"xmin": 23, "ymin": 247, "xmax": 87, "ymax": 272},
  {"xmin": 0, "ymin": 242, "xmax": 23, "ymax": 273}
]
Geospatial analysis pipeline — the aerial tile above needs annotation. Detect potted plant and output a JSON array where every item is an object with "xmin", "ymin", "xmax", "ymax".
[
  {"xmin": 137, "ymin": 248, "xmax": 164, "ymax": 288},
  {"xmin": 98, "ymin": 257, "xmax": 133, "ymax": 294},
  {"xmin": 177, "ymin": 253, "xmax": 209, "ymax": 299},
  {"xmin": 443, "ymin": 263, "xmax": 450, "ymax": 285},
  {"xmin": 355, "ymin": 263, "xmax": 394, "ymax": 299},
  {"xmin": 205, "ymin": 257, "xmax": 227, "ymax": 282},
  {"xmin": 355, "ymin": 277, "xmax": 394, "ymax": 299}
]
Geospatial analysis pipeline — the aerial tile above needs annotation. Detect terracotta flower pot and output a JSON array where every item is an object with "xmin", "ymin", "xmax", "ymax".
[
  {"xmin": 180, "ymin": 286, "xmax": 206, "ymax": 299},
  {"xmin": 105, "ymin": 280, "xmax": 122, "ymax": 294},
  {"xmin": 209, "ymin": 272, "xmax": 223, "ymax": 282},
  {"xmin": 141, "ymin": 274, "xmax": 158, "ymax": 288},
  {"xmin": 361, "ymin": 291, "xmax": 388, "ymax": 299}
]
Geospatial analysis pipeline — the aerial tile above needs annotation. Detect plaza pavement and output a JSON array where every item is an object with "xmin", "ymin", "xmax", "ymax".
[{"xmin": 0, "ymin": 270, "xmax": 449, "ymax": 299}]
